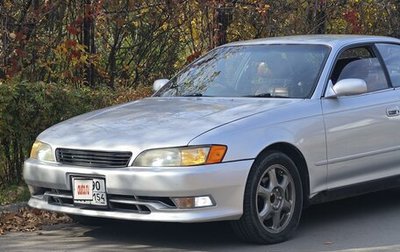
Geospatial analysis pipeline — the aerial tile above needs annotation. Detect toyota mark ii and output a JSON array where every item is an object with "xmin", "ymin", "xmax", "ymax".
[{"xmin": 24, "ymin": 35, "xmax": 400, "ymax": 243}]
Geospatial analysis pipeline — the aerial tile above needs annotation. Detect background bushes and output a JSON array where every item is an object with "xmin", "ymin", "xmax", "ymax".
[{"xmin": 0, "ymin": 80, "xmax": 152, "ymax": 187}]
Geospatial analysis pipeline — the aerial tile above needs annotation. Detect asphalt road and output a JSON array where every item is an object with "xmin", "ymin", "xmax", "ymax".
[{"xmin": 2, "ymin": 189, "xmax": 400, "ymax": 252}]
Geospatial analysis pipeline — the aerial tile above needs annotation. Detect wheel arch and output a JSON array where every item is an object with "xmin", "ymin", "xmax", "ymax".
[{"xmin": 255, "ymin": 142, "xmax": 311, "ymax": 207}]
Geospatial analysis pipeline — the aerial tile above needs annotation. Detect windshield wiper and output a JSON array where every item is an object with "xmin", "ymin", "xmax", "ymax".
[
  {"xmin": 245, "ymin": 93, "xmax": 290, "ymax": 98},
  {"xmin": 182, "ymin": 93, "xmax": 212, "ymax": 97}
]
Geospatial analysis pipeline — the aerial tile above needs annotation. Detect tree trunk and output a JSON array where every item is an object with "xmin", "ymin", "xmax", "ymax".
[
  {"xmin": 315, "ymin": 0, "xmax": 326, "ymax": 34},
  {"xmin": 0, "ymin": 3, "xmax": 7, "ymax": 79},
  {"xmin": 310, "ymin": 0, "xmax": 326, "ymax": 34},
  {"xmin": 108, "ymin": 46, "xmax": 116, "ymax": 89},
  {"xmin": 215, "ymin": 2, "xmax": 234, "ymax": 47},
  {"xmin": 83, "ymin": 0, "xmax": 95, "ymax": 87}
]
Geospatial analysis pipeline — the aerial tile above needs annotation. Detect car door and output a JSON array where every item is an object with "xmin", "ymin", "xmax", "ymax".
[{"xmin": 322, "ymin": 45, "xmax": 400, "ymax": 190}]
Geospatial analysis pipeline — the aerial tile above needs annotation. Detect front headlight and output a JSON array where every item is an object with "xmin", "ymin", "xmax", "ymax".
[
  {"xmin": 30, "ymin": 140, "xmax": 55, "ymax": 162},
  {"xmin": 133, "ymin": 145, "xmax": 227, "ymax": 167}
]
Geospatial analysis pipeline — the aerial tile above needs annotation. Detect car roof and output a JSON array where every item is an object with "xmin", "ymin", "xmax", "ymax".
[{"xmin": 224, "ymin": 34, "xmax": 400, "ymax": 48}]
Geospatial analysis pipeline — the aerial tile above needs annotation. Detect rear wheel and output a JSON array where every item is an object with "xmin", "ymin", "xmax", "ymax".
[{"xmin": 231, "ymin": 151, "xmax": 303, "ymax": 244}]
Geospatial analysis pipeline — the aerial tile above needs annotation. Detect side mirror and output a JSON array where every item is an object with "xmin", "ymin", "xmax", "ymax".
[
  {"xmin": 325, "ymin": 78, "xmax": 367, "ymax": 98},
  {"xmin": 153, "ymin": 79, "xmax": 169, "ymax": 92}
]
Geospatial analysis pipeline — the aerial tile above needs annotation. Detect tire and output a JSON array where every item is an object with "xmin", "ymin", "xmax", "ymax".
[{"xmin": 231, "ymin": 151, "xmax": 303, "ymax": 244}]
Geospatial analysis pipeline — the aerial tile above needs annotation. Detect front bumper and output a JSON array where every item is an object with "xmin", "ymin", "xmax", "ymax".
[{"xmin": 23, "ymin": 158, "xmax": 253, "ymax": 222}]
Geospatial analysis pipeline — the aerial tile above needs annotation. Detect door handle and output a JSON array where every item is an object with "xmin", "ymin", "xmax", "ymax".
[{"xmin": 386, "ymin": 106, "xmax": 400, "ymax": 117}]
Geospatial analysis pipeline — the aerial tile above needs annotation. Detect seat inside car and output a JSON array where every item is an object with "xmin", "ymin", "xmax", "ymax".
[{"xmin": 336, "ymin": 58, "xmax": 388, "ymax": 92}]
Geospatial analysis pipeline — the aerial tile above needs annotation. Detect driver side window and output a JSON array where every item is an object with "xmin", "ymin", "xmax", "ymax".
[{"xmin": 330, "ymin": 47, "xmax": 389, "ymax": 92}]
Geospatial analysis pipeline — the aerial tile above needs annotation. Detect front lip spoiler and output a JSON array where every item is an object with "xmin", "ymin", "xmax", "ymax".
[{"xmin": 28, "ymin": 197, "xmax": 241, "ymax": 223}]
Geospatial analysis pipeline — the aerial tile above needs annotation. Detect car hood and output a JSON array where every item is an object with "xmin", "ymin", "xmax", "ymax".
[{"xmin": 39, "ymin": 97, "xmax": 300, "ymax": 153}]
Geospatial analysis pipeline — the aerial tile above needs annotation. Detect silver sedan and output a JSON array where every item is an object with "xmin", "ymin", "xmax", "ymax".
[{"xmin": 24, "ymin": 35, "xmax": 400, "ymax": 244}]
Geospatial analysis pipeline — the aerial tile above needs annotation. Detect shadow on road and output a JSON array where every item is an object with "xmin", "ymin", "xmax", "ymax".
[{"xmin": 79, "ymin": 189, "xmax": 400, "ymax": 251}]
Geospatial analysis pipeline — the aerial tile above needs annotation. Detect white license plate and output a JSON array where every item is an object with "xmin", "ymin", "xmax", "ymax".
[{"xmin": 73, "ymin": 178, "xmax": 107, "ymax": 206}]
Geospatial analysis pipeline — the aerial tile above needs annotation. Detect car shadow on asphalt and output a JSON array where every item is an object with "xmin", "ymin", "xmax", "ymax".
[
  {"xmin": 81, "ymin": 189, "xmax": 400, "ymax": 251},
  {"xmin": 83, "ymin": 220, "xmax": 242, "ymax": 250}
]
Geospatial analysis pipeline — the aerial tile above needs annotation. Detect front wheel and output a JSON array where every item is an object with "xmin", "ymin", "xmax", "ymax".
[{"xmin": 231, "ymin": 151, "xmax": 303, "ymax": 244}]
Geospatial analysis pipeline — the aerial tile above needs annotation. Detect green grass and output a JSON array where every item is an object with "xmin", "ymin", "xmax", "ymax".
[{"xmin": 0, "ymin": 184, "xmax": 30, "ymax": 206}]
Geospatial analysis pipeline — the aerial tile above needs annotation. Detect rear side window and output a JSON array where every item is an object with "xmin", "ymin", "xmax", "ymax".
[
  {"xmin": 376, "ymin": 43, "xmax": 400, "ymax": 87},
  {"xmin": 331, "ymin": 46, "xmax": 389, "ymax": 92}
]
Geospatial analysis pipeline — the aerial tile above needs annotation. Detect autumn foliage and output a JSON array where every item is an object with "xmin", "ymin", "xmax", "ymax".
[
  {"xmin": 1, "ymin": 0, "xmax": 399, "ymax": 88},
  {"xmin": 1, "ymin": 0, "xmax": 400, "ymax": 187}
]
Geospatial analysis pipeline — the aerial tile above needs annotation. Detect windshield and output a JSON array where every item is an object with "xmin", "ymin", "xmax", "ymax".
[{"xmin": 155, "ymin": 44, "xmax": 330, "ymax": 98}]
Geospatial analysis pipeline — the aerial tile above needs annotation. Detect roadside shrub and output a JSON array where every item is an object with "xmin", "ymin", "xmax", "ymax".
[
  {"xmin": 113, "ymin": 86, "xmax": 153, "ymax": 104},
  {"xmin": 0, "ymin": 80, "xmax": 151, "ymax": 187}
]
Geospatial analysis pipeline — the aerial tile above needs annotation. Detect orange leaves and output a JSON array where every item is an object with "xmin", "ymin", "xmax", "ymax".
[
  {"xmin": 67, "ymin": 17, "xmax": 83, "ymax": 35},
  {"xmin": 15, "ymin": 48, "xmax": 27, "ymax": 57},
  {"xmin": 49, "ymin": 39, "xmax": 91, "ymax": 85},
  {"xmin": 4, "ymin": 29, "xmax": 29, "ymax": 78},
  {"xmin": 5, "ymin": 57, "xmax": 21, "ymax": 78},
  {"xmin": 67, "ymin": 25, "xmax": 80, "ymax": 35},
  {"xmin": 65, "ymin": 39, "xmax": 78, "ymax": 49},
  {"xmin": 186, "ymin": 51, "xmax": 201, "ymax": 63},
  {"xmin": 115, "ymin": 17, "xmax": 126, "ymax": 28},
  {"xmin": 54, "ymin": 40, "xmax": 87, "ymax": 64},
  {"xmin": 343, "ymin": 10, "xmax": 359, "ymax": 25},
  {"xmin": 343, "ymin": 9, "xmax": 361, "ymax": 33},
  {"xmin": 70, "ymin": 50, "xmax": 82, "ymax": 59},
  {"xmin": 8, "ymin": 31, "xmax": 26, "ymax": 42}
]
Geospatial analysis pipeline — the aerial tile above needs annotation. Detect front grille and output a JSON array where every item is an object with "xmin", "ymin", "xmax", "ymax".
[{"xmin": 56, "ymin": 148, "xmax": 132, "ymax": 168}]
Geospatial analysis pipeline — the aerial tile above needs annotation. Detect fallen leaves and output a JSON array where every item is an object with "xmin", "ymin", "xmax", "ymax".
[{"xmin": 0, "ymin": 207, "xmax": 71, "ymax": 235}]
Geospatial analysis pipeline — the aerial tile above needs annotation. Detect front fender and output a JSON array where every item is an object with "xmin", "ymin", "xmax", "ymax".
[{"xmin": 189, "ymin": 99, "xmax": 328, "ymax": 195}]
